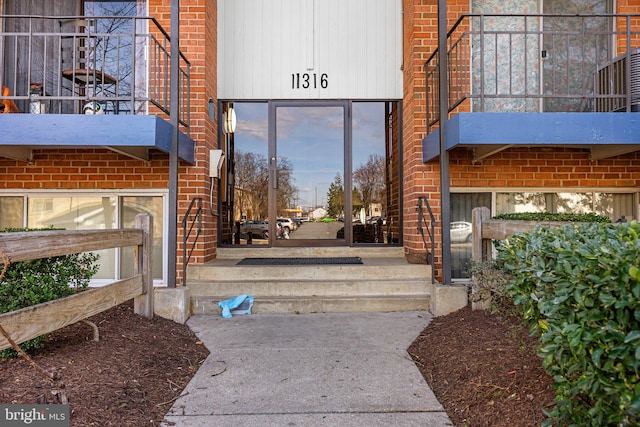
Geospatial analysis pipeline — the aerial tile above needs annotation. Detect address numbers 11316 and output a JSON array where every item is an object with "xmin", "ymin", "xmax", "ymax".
[{"xmin": 291, "ymin": 73, "xmax": 328, "ymax": 89}]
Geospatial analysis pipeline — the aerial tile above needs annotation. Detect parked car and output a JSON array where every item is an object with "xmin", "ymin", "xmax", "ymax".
[
  {"xmin": 240, "ymin": 220, "xmax": 269, "ymax": 239},
  {"xmin": 367, "ymin": 216, "xmax": 386, "ymax": 225},
  {"xmin": 277, "ymin": 218, "xmax": 296, "ymax": 232},
  {"xmin": 450, "ymin": 221, "xmax": 472, "ymax": 243}
]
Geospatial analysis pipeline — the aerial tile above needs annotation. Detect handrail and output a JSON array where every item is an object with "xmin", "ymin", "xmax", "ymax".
[
  {"xmin": 0, "ymin": 14, "xmax": 191, "ymax": 131},
  {"xmin": 417, "ymin": 196, "xmax": 436, "ymax": 284},
  {"xmin": 181, "ymin": 197, "xmax": 202, "ymax": 288},
  {"xmin": 425, "ymin": 13, "xmax": 640, "ymax": 132}
]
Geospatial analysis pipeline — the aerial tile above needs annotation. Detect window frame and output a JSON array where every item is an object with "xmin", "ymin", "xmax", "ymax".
[{"xmin": 0, "ymin": 189, "xmax": 168, "ymax": 286}]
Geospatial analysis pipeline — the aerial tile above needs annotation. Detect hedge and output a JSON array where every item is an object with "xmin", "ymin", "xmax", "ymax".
[
  {"xmin": 0, "ymin": 228, "xmax": 99, "ymax": 356},
  {"xmin": 496, "ymin": 221, "xmax": 640, "ymax": 426}
]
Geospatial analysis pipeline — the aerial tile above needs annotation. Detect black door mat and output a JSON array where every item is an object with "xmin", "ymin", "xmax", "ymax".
[{"xmin": 236, "ymin": 257, "xmax": 363, "ymax": 266}]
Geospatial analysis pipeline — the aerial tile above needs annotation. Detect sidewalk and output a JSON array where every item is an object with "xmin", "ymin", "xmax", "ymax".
[{"xmin": 162, "ymin": 311, "xmax": 454, "ymax": 426}]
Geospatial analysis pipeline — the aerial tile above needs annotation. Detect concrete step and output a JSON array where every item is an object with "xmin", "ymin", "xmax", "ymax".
[
  {"xmin": 188, "ymin": 278, "xmax": 429, "ymax": 297},
  {"xmin": 191, "ymin": 294, "xmax": 430, "ymax": 315},
  {"xmin": 187, "ymin": 247, "xmax": 432, "ymax": 314},
  {"xmin": 215, "ymin": 246, "xmax": 404, "ymax": 259},
  {"xmin": 187, "ymin": 260, "xmax": 430, "ymax": 282}
]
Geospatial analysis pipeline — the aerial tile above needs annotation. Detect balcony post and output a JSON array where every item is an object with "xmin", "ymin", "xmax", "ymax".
[
  {"xmin": 168, "ymin": 0, "xmax": 181, "ymax": 288},
  {"xmin": 438, "ymin": 0, "xmax": 452, "ymax": 285}
]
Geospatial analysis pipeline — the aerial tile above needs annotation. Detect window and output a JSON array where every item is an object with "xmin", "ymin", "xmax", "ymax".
[
  {"xmin": 450, "ymin": 193, "xmax": 491, "ymax": 279},
  {"xmin": 0, "ymin": 197, "xmax": 23, "ymax": 229},
  {"xmin": 496, "ymin": 192, "xmax": 635, "ymax": 221},
  {"xmin": 0, "ymin": 192, "xmax": 165, "ymax": 285},
  {"xmin": 451, "ymin": 190, "xmax": 637, "ymax": 279}
]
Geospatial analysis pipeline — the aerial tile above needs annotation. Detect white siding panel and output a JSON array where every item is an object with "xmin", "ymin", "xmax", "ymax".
[{"xmin": 218, "ymin": 0, "xmax": 403, "ymax": 100}]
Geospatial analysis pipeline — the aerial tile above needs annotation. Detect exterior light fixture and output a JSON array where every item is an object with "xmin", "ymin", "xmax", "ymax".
[{"xmin": 223, "ymin": 106, "xmax": 236, "ymax": 134}]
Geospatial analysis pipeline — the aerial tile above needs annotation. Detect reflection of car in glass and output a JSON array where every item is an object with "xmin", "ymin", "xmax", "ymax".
[
  {"xmin": 450, "ymin": 221, "xmax": 472, "ymax": 243},
  {"xmin": 277, "ymin": 218, "xmax": 297, "ymax": 232},
  {"xmin": 240, "ymin": 220, "xmax": 269, "ymax": 239},
  {"xmin": 367, "ymin": 216, "xmax": 386, "ymax": 225}
]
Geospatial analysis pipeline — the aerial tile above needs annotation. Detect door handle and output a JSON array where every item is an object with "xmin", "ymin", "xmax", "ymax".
[{"xmin": 270, "ymin": 157, "xmax": 278, "ymax": 189}]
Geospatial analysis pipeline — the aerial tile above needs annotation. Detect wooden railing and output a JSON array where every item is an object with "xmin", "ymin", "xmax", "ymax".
[
  {"xmin": 0, "ymin": 213, "xmax": 153, "ymax": 352},
  {"xmin": 471, "ymin": 206, "xmax": 594, "ymax": 263},
  {"xmin": 471, "ymin": 205, "xmax": 640, "ymax": 262}
]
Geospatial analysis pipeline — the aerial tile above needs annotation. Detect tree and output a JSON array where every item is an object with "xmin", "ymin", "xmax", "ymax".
[
  {"xmin": 353, "ymin": 154, "xmax": 385, "ymax": 216},
  {"xmin": 326, "ymin": 173, "xmax": 344, "ymax": 218},
  {"xmin": 234, "ymin": 151, "xmax": 268, "ymax": 219},
  {"xmin": 234, "ymin": 151, "xmax": 297, "ymax": 219},
  {"xmin": 275, "ymin": 157, "xmax": 297, "ymax": 215}
]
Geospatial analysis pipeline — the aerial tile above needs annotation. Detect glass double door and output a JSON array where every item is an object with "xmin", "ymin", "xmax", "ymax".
[
  {"xmin": 226, "ymin": 100, "xmax": 397, "ymax": 248},
  {"xmin": 267, "ymin": 101, "xmax": 350, "ymax": 246}
]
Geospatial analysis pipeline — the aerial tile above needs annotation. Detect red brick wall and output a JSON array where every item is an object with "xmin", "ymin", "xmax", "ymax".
[
  {"xmin": 402, "ymin": 0, "xmax": 469, "ymax": 271},
  {"xmin": 0, "ymin": 0, "xmax": 217, "ymax": 284},
  {"xmin": 0, "ymin": 150, "xmax": 171, "ymax": 189},
  {"xmin": 403, "ymin": 0, "xmax": 640, "ymax": 280},
  {"xmin": 150, "ymin": 0, "xmax": 217, "ymax": 274},
  {"xmin": 450, "ymin": 148, "xmax": 640, "ymax": 188}
]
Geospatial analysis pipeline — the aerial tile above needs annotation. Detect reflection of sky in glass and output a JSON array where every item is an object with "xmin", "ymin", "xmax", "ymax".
[{"xmin": 233, "ymin": 102, "xmax": 385, "ymax": 210}]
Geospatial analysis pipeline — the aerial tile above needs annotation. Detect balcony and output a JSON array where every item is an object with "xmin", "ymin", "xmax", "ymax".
[
  {"xmin": 0, "ymin": 15, "xmax": 194, "ymax": 163},
  {"xmin": 422, "ymin": 14, "xmax": 640, "ymax": 163}
]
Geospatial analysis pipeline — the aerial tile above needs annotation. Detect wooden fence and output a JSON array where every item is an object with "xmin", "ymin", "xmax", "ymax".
[
  {"xmin": 471, "ymin": 206, "xmax": 578, "ymax": 263},
  {"xmin": 0, "ymin": 213, "xmax": 153, "ymax": 352},
  {"xmin": 472, "ymin": 205, "xmax": 640, "ymax": 262}
]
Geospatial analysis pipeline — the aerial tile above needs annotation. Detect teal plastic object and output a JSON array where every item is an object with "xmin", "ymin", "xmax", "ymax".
[{"xmin": 218, "ymin": 295, "xmax": 255, "ymax": 318}]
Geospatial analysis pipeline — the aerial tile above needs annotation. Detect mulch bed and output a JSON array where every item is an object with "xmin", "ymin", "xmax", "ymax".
[
  {"xmin": 1, "ymin": 300, "xmax": 555, "ymax": 426},
  {"xmin": 0, "ymin": 300, "xmax": 209, "ymax": 426},
  {"xmin": 409, "ymin": 305, "xmax": 556, "ymax": 427}
]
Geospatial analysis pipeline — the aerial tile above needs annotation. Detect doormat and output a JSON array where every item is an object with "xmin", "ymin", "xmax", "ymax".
[{"xmin": 236, "ymin": 257, "xmax": 363, "ymax": 266}]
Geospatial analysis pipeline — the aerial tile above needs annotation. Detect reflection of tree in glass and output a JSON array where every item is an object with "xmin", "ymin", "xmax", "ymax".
[
  {"xmin": 595, "ymin": 193, "xmax": 615, "ymax": 217},
  {"xmin": 85, "ymin": 2, "xmax": 138, "ymax": 104},
  {"xmin": 353, "ymin": 154, "xmax": 385, "ymax": 217},
  {"xmin": 506, "ymin": 192, "xmax": 546, "ymax": 212},
  {"xmin": 554, "ymin": 193, "xmax": 592, "ymax": 214},
  {"xmin": 275, "ymin": 157, "xmax": 297, "ymax": 215},
  {"xmin": 235, "ymin": 151, "xmax": 268, "ymax": 219},
  {"xmin": 234, "ymin": 151, "xmax": 297, "ymax": 219},
  {"xmin": 327, "ymin": 173, "xmax": 344, "ymax": 217}
]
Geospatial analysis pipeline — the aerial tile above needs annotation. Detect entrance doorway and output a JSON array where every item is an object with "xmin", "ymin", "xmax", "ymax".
[
  {"xmin": 221, "ymin": 100, "xmax": 401, "ymax": 248},
  {"xmin": 269, "ymin": 101, "xmax": 349, "ymax": 246}
]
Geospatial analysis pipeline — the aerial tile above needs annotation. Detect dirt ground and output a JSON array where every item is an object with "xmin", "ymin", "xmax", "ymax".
[
  {"xmin": 0, "ymin": 301, "xmax": 554, "ymax": 426},
  {"xmin": 0, "ymin": 300, "xmax": 209, "ymax": 426},
  {"xmin": 409, "ymin": 305, "xmax": 556, "ymax": 427}
]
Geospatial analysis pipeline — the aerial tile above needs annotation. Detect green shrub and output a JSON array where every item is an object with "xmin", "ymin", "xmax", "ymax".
[
  {"xmin": 0, "ymin": 228, "xmax": 99, "ymax": 357},
  {"xmin": 496, "ymin": 221, "xmax": 640, "ymax": 426},
  {"xmin": 492, "ymin": 212, "xmax": 611, "ymax": 223}
]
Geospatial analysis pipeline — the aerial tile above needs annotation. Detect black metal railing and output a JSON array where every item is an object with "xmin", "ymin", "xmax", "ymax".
[
  {"xmin": 426, "ymin": 13, "xmax": 640, "ymax": 132},
  {"xmin": 417, "ymin": 196, "xmax": 436, "ymax": 284},
  {"xmin": 0, "ymin": 15, "xmax": 191, "ymax": 132},
  {"xmin": 181, "ymin": 197, "xmax": 203, "ymax": 287}
]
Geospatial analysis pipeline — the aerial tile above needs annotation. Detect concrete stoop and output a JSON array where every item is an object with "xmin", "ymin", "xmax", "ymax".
[{"xmin": 186, "ymin": 247, "xmax": 433, "ymax": 315}]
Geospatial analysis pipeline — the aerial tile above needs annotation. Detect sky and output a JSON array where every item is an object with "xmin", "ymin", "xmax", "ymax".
[{"xmin": 232, "ymin": 102, "xmax": 386, "ymax": 210}]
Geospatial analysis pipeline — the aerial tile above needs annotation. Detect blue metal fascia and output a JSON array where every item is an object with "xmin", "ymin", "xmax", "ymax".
[
  {"xmin": 0, "ymin": 114, "xmax": 195, "ymax": 164},
  {"xmin": 422, "ymin": 112, "xmax": 640, "ymax": 162}
]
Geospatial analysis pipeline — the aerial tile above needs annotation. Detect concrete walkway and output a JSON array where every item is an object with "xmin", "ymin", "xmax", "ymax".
[{"xmin": 162, "ymin": 311, "xmax": 453, "ymax": 426}]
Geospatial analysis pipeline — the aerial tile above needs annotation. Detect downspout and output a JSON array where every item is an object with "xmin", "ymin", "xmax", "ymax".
[
  {"xmin": 438, "ymin": 0, "xmax": 452, "ymax": 285},
  {"xmin": 168, "ymin": 0, "xmax": 180, "ymax": 287}
]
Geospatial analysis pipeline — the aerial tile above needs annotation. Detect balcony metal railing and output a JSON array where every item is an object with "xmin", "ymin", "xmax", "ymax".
[
  {"xmin": 0, "ymin": 15, "xmax": 191, "ymax": 132},
  {"xmin": 426, "ymin": 14, "xmax": 640, "ymax": 132}
]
